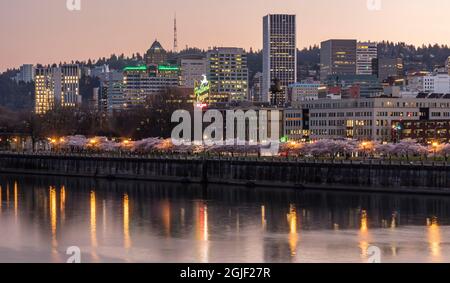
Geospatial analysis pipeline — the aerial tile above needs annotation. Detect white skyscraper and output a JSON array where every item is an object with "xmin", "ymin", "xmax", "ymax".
[
  {"xmin": 180, "ymin": 58, "xmax": 207, "ymax": 88},
  {"xmin": 53, "ymin": 64, "xmax": 82, "ymax": 107},
  {"xmin": 263, "ymin": 14, "xmax": 297, "ymax": 103},
  {"xmin": 356, "ymin": 42, "xmax": 378, "ymax": 75}
]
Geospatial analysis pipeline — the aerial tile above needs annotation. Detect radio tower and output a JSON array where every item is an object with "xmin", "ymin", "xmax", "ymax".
[{"xmin": 173, "ymin": 13, "xmax": 178, "ymax": 53}]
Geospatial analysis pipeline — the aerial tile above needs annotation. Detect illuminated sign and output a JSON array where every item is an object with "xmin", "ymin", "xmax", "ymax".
[
  {"xmin": 158, "ymin": 65, "xmax": 179, "ymax": 72},
  {"xmin": 194, "ymin": 75, "xmax": 210, "ymax": 105},
  {"xmin": 195, "ymin": 103, "xmax": 208, "ymax": 109},
  {"xmin": 123, "ymin": 66, "xmax": 147, "ymax": 72}
]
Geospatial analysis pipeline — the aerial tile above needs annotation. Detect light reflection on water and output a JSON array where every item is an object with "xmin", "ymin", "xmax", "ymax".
[{"xmin": 0, "ymin": 174, "xmax": 450, "ymax": 263}]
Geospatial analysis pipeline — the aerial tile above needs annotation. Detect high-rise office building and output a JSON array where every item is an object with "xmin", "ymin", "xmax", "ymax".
[
  {"xmin": 206, "ymin": 47, "xmax": 248, "ymax": 102},
  {"xmin": 180, "ymin": 58, "xmax": 207, "ymax": 88},
  {"xmin": 34, "ymin": 64, "xmax": 81, "ymax": 114},
  {"xmin": 35, "ymin": 67, "xmax": 55, "ymax": 115},
  {"xmin": 53, "ymin": 64, "xmax": 81, "ymax": 107},
  {"xmin": 356, "ymin": 42, "xmax": 378, "ymax": 75},
  {"xmin": 320, "ymin": 39, "xmax": 357, "ymax": 81},
  {"xmin": 263, "ymin": 14, "xmax": 297, "ymax": 103},
  {"xmin": 121, "ymin": 65, "xmax": 179, "ymax": 108}
]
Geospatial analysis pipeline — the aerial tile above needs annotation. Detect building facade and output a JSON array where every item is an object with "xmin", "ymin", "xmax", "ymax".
[
  {"xmin": 262, "ymin": 14, "xmax": 297, "ymax": 102},
  {"xmin": 145, "ymin": 40, "xmax": 168, "ymax": 66},
  {"xmin": 15, "ymin": 64, "xmax": 35, "ymax": 83},
  {"xmin": 378, "ymin": 58, "xmax": 404, "ymax": 82},
  {"xmin": 284, "ymin": 96, "xmax": 450, "ymax": 142},
  {"xmin": 250, "ymin": 72, "xmax": 263, "ymax": 102},
  {"xmin": 35, "ymin": 67, "xmax": 55, "ymax": 115},
  {"xmin": 407, "ymin": 74, "xmax": 450, "ymax": 94},
  {"xmin": 356, "ymin": 42, "xmax": 378, "ymax": 75},
  {"xmin": 34, "ymin": 64, "xmax": 81, "ymax": 114},
  {"xmin": 122, "ymin": 65, "xmax": 179, "ymax": 108},
  {"xmin": 396, "ymin": 120, "xmax": 450, "ymax": 144},
  {"xmin": 180, "ymin": 58, "xmax": 207, "ymax": 88},
  {"xmin": 324, "ymin": 74, "xmax": 383, "ymax": 98},
  {"xmin": 320, "ymin": 39, "xmax": 357, "ymax": 81},
  {"xmin": 288, "ymin": 82, "xmax": 322, "ymax": 102},
  {"xmin": 98, "ymin": 71, "xmax": 124, "ymax": 114},
  {"xmin": 206, "ymin": 47, "xmax": 248, "ymax": 102},
  {"xmin": 53, "ymin": 64, "xmax": 81, "ymax": 107},
  {"xmin": 446, "ymin": 56, "xmax": 450, "ymax": 75}
]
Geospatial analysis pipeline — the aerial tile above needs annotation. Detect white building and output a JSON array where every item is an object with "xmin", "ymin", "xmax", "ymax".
[
  {"xmin": 263, "ymin": 14, "xmax": 297, "ymax": 102},
  {"xmin": 53, "ymin": 64, "xmax": 81, "ymax": 107},
  {"xmin": 15, "ymin": 64, "xmax": 35, "ymax": 83},
  {"xmin": 408, "ymin": 74, "xmax": 450, "ymax": 94},
  {"xmin": 356, "ymin": 42, "xmax": 377, "ymax": 75},
  {"xmin": 180, "ymin": 58, "xmax": 207, "ymax": 88},
  {"xmin": 207, "ymin": 47, "xmax": 248, "ymax": 102}
]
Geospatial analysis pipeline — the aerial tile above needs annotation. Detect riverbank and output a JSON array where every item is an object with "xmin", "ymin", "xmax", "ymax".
[{"xmin": 1, "ymin": 152, "xmax": 450, "ymax": 195}]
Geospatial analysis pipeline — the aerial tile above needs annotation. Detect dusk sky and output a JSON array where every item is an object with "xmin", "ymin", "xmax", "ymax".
[{"xmin": 1, "ymin": 0, "xmax": 450, "ymax": 71}]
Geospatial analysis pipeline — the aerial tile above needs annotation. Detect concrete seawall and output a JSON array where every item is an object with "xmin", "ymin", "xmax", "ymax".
[{"xmin": 1, "ymin": 153, "xmax": 450, "ymax": 195}]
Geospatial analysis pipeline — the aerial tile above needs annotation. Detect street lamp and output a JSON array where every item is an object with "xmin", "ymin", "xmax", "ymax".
[{"xmin": 432, "ymin": 141, "xmax": 439, "ymax": 160}]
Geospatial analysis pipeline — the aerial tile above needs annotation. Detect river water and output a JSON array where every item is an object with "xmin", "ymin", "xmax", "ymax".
[{"xmin": 0, "ymin": 174, "xmax": 449, "ymax": 263}]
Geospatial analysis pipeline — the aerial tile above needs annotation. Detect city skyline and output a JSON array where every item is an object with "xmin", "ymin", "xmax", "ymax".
[{"xmin": 2, "ymin": 0, "xmax": 450, "ymax": 72}]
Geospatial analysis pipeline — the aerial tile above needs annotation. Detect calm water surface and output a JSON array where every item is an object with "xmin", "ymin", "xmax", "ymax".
[{"xmin": 0, "ymin": 174, "xmax": 449, "ymax": 263}]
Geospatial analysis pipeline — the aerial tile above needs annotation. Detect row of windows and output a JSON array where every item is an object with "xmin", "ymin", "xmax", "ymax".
[
  {"xmin": 285, "ymin": 113, "xmax": 302, "ymax": 118},
  {"xmin": 286, "ymin": 120, "xmax": 301, "ymax": 127}
]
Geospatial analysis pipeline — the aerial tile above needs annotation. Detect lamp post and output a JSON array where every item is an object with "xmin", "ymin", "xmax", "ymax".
[
  {"xmin": 361, "ymin": 142, "xmax": 368, "ymax": 160},
  {"xmin": 432, "ymin": 141, "xmax": 439, "ymax": 161}
]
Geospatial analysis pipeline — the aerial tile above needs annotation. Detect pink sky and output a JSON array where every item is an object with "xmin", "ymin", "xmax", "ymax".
[{"xmin": 1, "ymin": 0, "xmax": 450, "ymax": 71}]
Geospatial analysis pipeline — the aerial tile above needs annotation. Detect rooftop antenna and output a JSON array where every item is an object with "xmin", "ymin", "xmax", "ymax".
[{"xmin": 173, "ymin": 13, "xmax": 178, "ymax": 53}]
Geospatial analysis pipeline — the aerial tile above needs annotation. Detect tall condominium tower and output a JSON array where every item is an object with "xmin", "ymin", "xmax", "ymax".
[
  {"xmin": 207, "ymin": 47, "xmax": 248, "ymax": 102},
  {"xmin": 34, "ymin": 64, "xmax": 81, "ymax": 114},
  {"xmin": 54, "ymin": 64, "xmax": 81, "ymax": 107},
  {"xmin": 320, "ymin": 39, "xmax": 357, "ymax": 81},
  {"xmin": 35, "ymin": 67, "xmax": 55, "ymax": 115},
  {"xmin": 263, "ymin": 14, "xmax": 297, "ymax": 103},
  {"xmin": 356, "ymin": 42, "xmax": 378, "ymax": 75}
]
